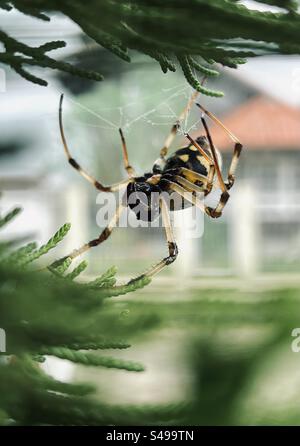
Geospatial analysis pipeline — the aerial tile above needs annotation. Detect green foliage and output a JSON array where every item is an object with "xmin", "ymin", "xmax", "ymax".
[
  {"xmin": 123, "ymin": 288, "xmax": 300, "ymax": 426},
  {"xmin": 0, "ymin": 1, "xmax": 300, "ymax": 94},
  {"xmin": 40, "ymin": 347, "xmax": 145, "ymax": 372},
  {"xmin": 20, "ymin": 223, "xmax": 71, "ymax": 266},
  {"xmin": 65, "ymin": 260, "xmax": 88, "ymax": 280},
  {"xmin": 0, "ymin": 206, "xmax": 21, "ymax": 228},
  {"xmin": 0, "ymin": 204, "xmax": 154, "ymax": 425},
  {"xmin": 1, "ymin": 206, "xmax": 299, "ymax": 425},
  {"xmin": 0, "ymin": 353, "xmax": 184, "ymax": 425},
  {"xmin": 177, "ymin": 55, "xmax": 224, "ymax": 97},
  {"xmin": 0, "ymin": 29, "xmax": 103, "ymax": 87}
]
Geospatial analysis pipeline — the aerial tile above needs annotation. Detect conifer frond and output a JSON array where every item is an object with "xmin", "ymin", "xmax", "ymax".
[
  {"xmin": 0, "ymin": 207, "xmax": 21, "ymax": 229},
  {"xmin": 1, "ymin": 242, "xmax": 37, "ymax": 265},
  {"xmin": 21, "ymin": 223, "xmax": 71, "ymax": 266},
  {"xmin": 0, "ymin": 203, "xmax": 154, "ymax": 425},
  {"xmin": 48, "ymin": 256, "xmax": 72, "ymax": 277},
  {"xmin": 39, "ymin": 347, "xmax": 144, "ymax": 372},
  {"xmin": 65, "ymin": 260, "xmax": 88, "ymax": 280},
  {"xmin": 64, "ymin": 339, "xmax": 131, "ymax": 350},
  {"xmin": 96, "ymin": 276, "xmax": 152, "ymax": 298},
  {"xmin": 177, "ymin": 55, "xmax": 224, "ymax": 97},
  {"xmin": 87, "ymin": 266, "xmax": 118, "ymax": 289},
  {"xmin": 0, "ymin": 1, "xmax": 299, "ymax": 92},
  {"xmin": 190, "ymin": 58, "xmax": 220, "ymax": 78}
]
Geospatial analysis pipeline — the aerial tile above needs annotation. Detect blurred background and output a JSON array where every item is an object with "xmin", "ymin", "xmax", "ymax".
[{"xmin": 1, "ymin": 1, "xmax": 300, "ymax": 425}]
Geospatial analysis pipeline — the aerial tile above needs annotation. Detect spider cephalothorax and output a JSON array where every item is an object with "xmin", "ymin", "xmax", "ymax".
[
  {"xmin": 59, "ymin": 91, "xmax": 243, "ymax": 284},
  {"xmin": 126, "ymin": 173, "xmax": 161, "ymax": 222}
]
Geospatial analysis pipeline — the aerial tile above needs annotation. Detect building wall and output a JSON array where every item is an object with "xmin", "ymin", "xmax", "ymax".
[{"xmin": 198, "ymin": 150, "xmax": 300, "ymax": 276}]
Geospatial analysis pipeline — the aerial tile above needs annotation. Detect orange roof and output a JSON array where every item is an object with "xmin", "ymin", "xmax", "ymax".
[{"xmin": 192, "ymin": 95, "xmax": 300, "ymax": 152}]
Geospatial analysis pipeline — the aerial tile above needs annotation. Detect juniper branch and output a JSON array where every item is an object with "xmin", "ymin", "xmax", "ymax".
[
  {"xmin": 65, "ymin": 260, "xmax": 88, "ymax": 280},
  {"xmin": 177, "ymin": 55, "xmax": 224, "ymax": 97},
  {"xmin": 87, "ymin": 266, "xmax": 117, "ymax": 289},
  {"xmin": 1, "ymin": 1, "xmax": 300, "ymax": 92},
  {"xmin": 96, "ymin": 276, "xmax": 152, "ymax": 298},
  {"xmin": 189, "ymin": 58, "xmax": 220, "ymax": 77},
  {"xmin": 1, "ymin": 242, "xmax": 37, "ymax": 265},
  {"xmin": 39, "ymin": 346, "xmax": 144, "ymax": 372},
  {"xmin": 21, "ymin": 223, "xmax": 71, "ymax": 266},
  {"xmin": 0, "ymin": 204, "xmax": 155, "ymax": 426},
  {"xmin": 48, "ymin": 256, "xmax": 72, "ymax": 277},
  {"xmin": 63, "ymin": 339, "xmax": 131, "ymax": 350},
  {"xmin": 0, "ymin": 207, "xmax": 21, "ymax": 229},
  {"xmin": 0, "ymin": 29, "xmax": 103, "ymax": 87}
]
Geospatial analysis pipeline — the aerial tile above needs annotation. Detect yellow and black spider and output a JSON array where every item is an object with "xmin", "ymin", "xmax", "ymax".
[{"xmin": 59, "ymin": 92, "xmax": 242, "ymax": 283}]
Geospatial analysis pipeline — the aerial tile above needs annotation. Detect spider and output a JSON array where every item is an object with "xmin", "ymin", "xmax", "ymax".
[{"xmin": 59, "ymin": 92, "xmax": 242, "ymax": 284}]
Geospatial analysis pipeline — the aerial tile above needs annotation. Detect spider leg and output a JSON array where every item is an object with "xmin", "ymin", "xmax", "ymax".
[
  {"xmin": 119, "ymin": 128, "xmax": 136, "ymax": 177},
  {"xmin": 128, "ymin": 197, "xmax": 178, "ymax": 283},
  {"xmin": 163, "ymin": 178, "xmax": 227, "ymax": 219},
  {"xmin": 201, "ymin": 117, "xmax": 227, "ymax": 193},
  {"xmin": 196, "ymin": 103, "xmax": 243, "ymax": 190},
  {"xmin": 59, "ymin": 94, "xmax": 131, "ymax": 192},
  {"xmin": 174, "ymin": 175, "xmax": 207, "ymax": 194},
  {"xmin": 183, "ymin": 133, "xmax": 215, "ymax": 194},
  {"xmin": 204, "ymin": 163, "xmax": 216, "ymax": 196},
  {"xmin": 174, "ymin": 166, "xmax": 219, "ymax": 198},
  {"xmin": 159, "ymin": 90, "xmax": 199, "ymax": 159},
  {"xmin": 177, "ymin": 167, "xmax": 209, "ymax": 186},
  {"xmin": 200, "ymin": 114, "xmax": 230, "ymax": 218},
  {"xmin": 184, "ymin": 132, "xmax": 213, "ymax": 164},
  {"xmin": 67, "ymin": 201, "xmax": 126, "ymax": 260},
  {"xmin": 162, "ymin": 179, "xmax": 208, "ymax": 215}
]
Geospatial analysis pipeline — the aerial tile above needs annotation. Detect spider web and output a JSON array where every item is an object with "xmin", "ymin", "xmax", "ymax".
[{"xmin": 57, "ymin": 81, "xmax": 204, "ymax": 140}]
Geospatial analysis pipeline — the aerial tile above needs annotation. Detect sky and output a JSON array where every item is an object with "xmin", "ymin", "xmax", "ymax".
[{"xmin": 229, "ymin": 56, "xmax": 300, "ymax": 107}]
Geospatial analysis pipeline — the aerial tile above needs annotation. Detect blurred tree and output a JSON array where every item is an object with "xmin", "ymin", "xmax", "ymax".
[{"xmin": 0, "ymin": 205, "xmax": 158, "ymax": 425}]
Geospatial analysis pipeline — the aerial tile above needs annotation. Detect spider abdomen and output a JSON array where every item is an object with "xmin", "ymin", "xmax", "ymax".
[{"xmin": 163, "ymin": 145, "xmax": 210, "ymax": 178}]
